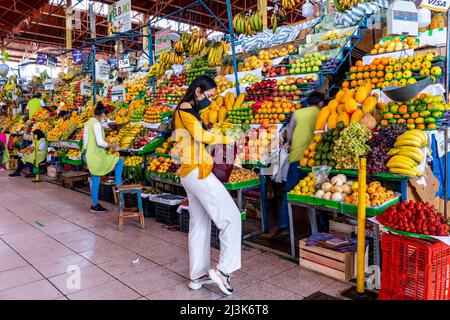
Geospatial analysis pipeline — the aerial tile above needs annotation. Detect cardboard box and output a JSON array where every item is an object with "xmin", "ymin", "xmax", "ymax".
[
  {"xmin": 47, "ymin": 165, "xmax": 60, "ymax": 178},
  {"xmin": 407, "ymin": 164, "xmax": 440, "ymax": 209}
]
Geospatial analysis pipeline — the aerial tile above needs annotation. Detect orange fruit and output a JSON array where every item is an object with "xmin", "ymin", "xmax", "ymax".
[
  {"xmin": 370, "ymin": 71, "xmax": 377, "ymax": 78},
  {"xmin": 342, "ymin": 81, "xmax": 350, "ymax": 88},
  {"xmin": 278, "ymin": 114, "xmax": 286, "ymax": 121},
  {"xmin": 377, "ymin": 64, "xmax": 385, "ymax": 71},
  {"xmin": 350, "ymin": 66, "xmax": 357, "ymax": 73},
  {"xmin": 371, "ymin": 77, "xmax": 379, "ymax": 84},
  {"xmin": 356, "ymin": 73, "xmax": 363, "ymax": 79},
  {"xmin": 355, "ymin": 60, "xmax": 363, "ymax": 67},
  {"xmin": 357, "ymin": 66, "xmax": 363, "ymax": 72},
  {"xmin": 357, "ymin": 79, "xmax": 364, "ymax": 86},
  {"xmin": 376, "ymin": 70, "xmax": 384, "ymax": 77},
  {"xmin": 363, "ymin": 71, "xmax": 370, "ymax": 79},
  {"xmin": 370, "ymin": 64, "xmax": 377, "ymax": 71},
  {"xmin": 351, "ymin": 80, "xmax": 358, "ymax": 87},
  {"xmin": 373, "ymin": 58, "xmax": 381, "ymax": 65}
]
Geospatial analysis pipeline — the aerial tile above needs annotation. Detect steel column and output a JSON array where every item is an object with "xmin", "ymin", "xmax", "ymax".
[{"xmin": 225, "ymin": 0, "xmax": 240, "ymax": 95}]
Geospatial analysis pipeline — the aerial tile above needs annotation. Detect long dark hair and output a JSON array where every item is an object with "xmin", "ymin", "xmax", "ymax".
[
  {"xmin": 172, "ymin": 75, "xmax": 216, "ymax": 129},
  {"xmin": 33, "ymin": 129, "xmax": 45, "ymax": 140}
]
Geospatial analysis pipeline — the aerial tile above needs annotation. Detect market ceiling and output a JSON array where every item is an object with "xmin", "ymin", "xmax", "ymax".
[{"xmin": 0, "ymin": 0, "xmax": 305, "ymax": 63}]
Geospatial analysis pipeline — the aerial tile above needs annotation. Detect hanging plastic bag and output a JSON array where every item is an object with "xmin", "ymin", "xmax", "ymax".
[{"xmin": 312, "ymin": 165, "xmax": 332, "ymax": 187}]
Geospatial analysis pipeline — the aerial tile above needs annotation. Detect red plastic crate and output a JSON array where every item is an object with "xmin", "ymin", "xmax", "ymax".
[{"xmin": 380, "ymin": 233, "xmax": 450, "ymax": 300}]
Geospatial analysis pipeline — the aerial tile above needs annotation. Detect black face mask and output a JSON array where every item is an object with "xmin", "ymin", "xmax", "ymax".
[{"xmin": 197, "ymin": 93, "xmax": 211, "ymax": 110}]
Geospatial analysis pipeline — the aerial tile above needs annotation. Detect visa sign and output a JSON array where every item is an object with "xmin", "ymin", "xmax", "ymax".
[{"xmin": 421, "ymin": 0, "xmax": 450, "ymax": 12}]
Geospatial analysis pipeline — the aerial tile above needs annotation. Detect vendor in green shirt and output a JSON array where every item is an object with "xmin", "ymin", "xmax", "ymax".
[{"xmin": 272, "ymin": 92, "xmax": 327, "ymax": 240}]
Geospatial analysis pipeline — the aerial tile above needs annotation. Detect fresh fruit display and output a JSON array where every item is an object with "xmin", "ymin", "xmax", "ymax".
[
  {"xmin": 227, "ymin": 103, "xmax": 254, "ymax": 124},
  {"xmin": 322, "ymin": 31, "xmax": 353, "ymax": 40},
  {"xmin": 186, "ymin": 65, "xmax": 217, "ymax": 84},
  {"xmin": 243, "ymin": 47, "xmax": 294, "ymax": 72},
  {"xmin": 386, "ymin": 130, "xmax": 427, "ymax": 176},
  {"xmin": 334, "ymin": 0, "xmax": 365, "ymax": 12},
  {"xmin": 116, "ymin": 124, "xmax": 144, "ymax": 149},
  {"xmin": 158, "ymin": 51, "xmax": 185, "ymax": 67},
  {"xmin": 370, "ymin": 36, "xmax": 418, "ymax": 55},
  {"xmin": 237, "ymin": 124, "xmax": 278, "ymax": 163},
  {"xmin": 124, "ymin": 76, "xmax": 147, "ymax": 101},
  {"xmin": 240, "ymin": 74, "xmax": 261, "ymax": 85},
  {"xmin": 344, "ymin": 181, "xmax": 397, "ymax": 207},
  {"xmin": 202, "ymin": 93, "xmax": 246, "ymax": 125},
  {"xmin": 130, "ymin": 106, "xmax": 145, "ymax": 122},
  {"xmin": 253, "ymin": 98, "xmax": 298, "ymax": 124},
  {"xmin": 169, "ymin": 72, "xmax": 187, "ymax": 87},
  {"xmin": 228, "ymin": 168, "xmax": 259, "ymax": 183},
  {"xmin": 67, "ymin": 149, "xmax": 81, "ymax": 158},
  {"xmin": 31, "ymin": 122, "xmax": 52, "ymax": 134},
  {"xmin": 144, "ymin": 105, "xmax": 172, "ymax": 123},
  {"xmin": 147, "ymin": 156, "xmax": 178, "ymax": 174},
  {"xmin": 31, "ymin": 109, "xmax": 50, "ymax": 122},
  {"xmin": 380, "ymin": 93, "xmax": 446, "ymax": 130},
  {"xmin": 289, "ymin": 173, "xmax": 317, "ymax": 196},
  {"xmin": 180, "ymin": 29, "xmax": 207, "ymax": 56},
  {"xmin": 300, "ymin": 133, "xmax": 323, "ymax": 167},
  {"xmin": 124, "ymin": 156, "xmax": 143, "ymax": 167},
  {"xmin": 215, "ymin": 75, "xmax": 235, "ymax": 96},
  {"xmin": 133, "ymin": 131, "xmax": 158, "ymax": 149},
  {"xmin": 287, "ymin": 53, "xmax": 332, "ymax": 75},
  {"xmin": 245, "ymin": 79, "xmax": 276, "ymax": 101},
  {"xmin": 275, "ymin": 77, "xmax": 314, "ymax": 99},
  {"xmin": 314, "ymin": 174, "xmax": 353, "ymax": 202},
  {"xmin": 377, "ymin": 200, "xmax": 449, "ymax": 236},
  {"xmin": 156, "ymin": 137, "xmax": 176, "ymax": 155},
  {"xmin": 201, "ymin": 40, "xmax": 228, "ymax": 67},
  {"xmin": 333, "ymin": 122, "xmax": 372, "ymax": 169},
  {"xmin": 367, "ymin": 124, "xmax": 407, "ymax": 174}
]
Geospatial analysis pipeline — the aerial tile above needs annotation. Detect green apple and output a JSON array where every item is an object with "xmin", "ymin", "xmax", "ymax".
[{"xmin": 312, "ymin": 66, "xmax": 320, "ymax": 72}]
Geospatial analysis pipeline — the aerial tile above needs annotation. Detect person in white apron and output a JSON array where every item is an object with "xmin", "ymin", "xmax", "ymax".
[
  {"xmin": 9, "ymin": 129, "xmax": 47, "ymax": 178},
  {"xmin": 173, "ymin": 75, "xmax": 241, "ymax": 295}
]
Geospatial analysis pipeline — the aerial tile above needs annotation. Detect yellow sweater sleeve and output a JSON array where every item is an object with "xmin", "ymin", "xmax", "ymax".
[{"xmin": 179, "ymin": 111, "xmax": 232, "ymax": 145}]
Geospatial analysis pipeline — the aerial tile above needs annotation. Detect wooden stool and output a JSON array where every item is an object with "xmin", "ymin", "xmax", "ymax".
[{"xmin": 117, "ymin": 184, "xmax": 145, "ymax": 231}]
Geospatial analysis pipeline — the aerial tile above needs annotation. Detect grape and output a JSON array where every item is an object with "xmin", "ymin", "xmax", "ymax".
[{"xmin": 333, "ymin": 123, "xmax": 372, "ymax": 169}]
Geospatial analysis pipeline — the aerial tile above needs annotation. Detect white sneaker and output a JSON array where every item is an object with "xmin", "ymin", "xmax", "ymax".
[
  {"xmin": 208, "ymin": 268, "xmax": 234, "ymax": 295},
  {"xmin": 188, "ymin": 275, "xmax": 214, "ymax": 290}
]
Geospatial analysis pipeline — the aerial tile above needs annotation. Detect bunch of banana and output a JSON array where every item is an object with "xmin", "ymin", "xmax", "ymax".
[
  {"xmin": 271, "ymin": 14, "xmax": 278, "ymax": 33},
  {"xmin": 249, "ymin": 11, "xmax": 263, "ymax": 33},
  {"xmin": 233, "ymin": 13, "xmax": 255, "ymax": 36},
  {"xmin": 207, "ymin": 41, "xmax": 228, "ymax": 67},
  {"xmin": 181, "ymin": 32, "xmax": 192, "ymax": 50},
  {"xmin": 4, "ymin": 81, "xmax": 16, "ymax": 92},
  {"xmin": 282, "ymin": 0, "xmax": 302, "ymax": 10},
  {"xmin": 334, "ymin": 0, "xmax": 362, "ymax": 12},
  {"xmin": 189, "ymin": 36, "xmax": 207, "ymax": 56},
  {"xmin": 173, "ymin": 40, "xmax": 184, "ymax": 54},
  {"xmin": 159, "ymin": 51, "xmax": 185, "ymax": 66},
  {"xmin": 149, "ymin": 62, "xmax": 166, "ymax": 78},
  {"xmin": 386, "ymin": 130, "xmax": 427, "ymax": 176}
]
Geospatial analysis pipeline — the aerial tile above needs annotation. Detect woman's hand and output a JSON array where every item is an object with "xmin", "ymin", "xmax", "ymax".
[{"xmin": 109, "ymin": 143, "xmax": 120, "ymax": 151}]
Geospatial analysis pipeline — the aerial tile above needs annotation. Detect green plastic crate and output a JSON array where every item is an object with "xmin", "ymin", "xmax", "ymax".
[
  {"xmin": 286, "ymin": 193, "xmax": 315, "ymax": 205},
  {"xmin": 341, "ymin": 196, "xmax": 400, "ymax": 217},
  {"xmin": 224, "ymin": 178, "xmax": 260, "ymax": 190},
  {"xmin": 313, "ymin": 197, "xmax": 341, "ymax": 209}
]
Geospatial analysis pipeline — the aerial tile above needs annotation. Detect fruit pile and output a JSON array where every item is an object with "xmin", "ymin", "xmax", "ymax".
[
  {"xmin": 287, "ymin": 53, "xmax": 331, "ymax": 75},
  {"xmin": 345, "ymin": 181, "xmax": 397, "ymax": 207},
  {"xmin": 130, "ymin": 106, "xmax": 145, "ymax": 122},
  {"xmin": 133, "ymin": 131, "xmax": 158, "ymax": 149},
  {"xmin": 169, "ymin": 72, "xmax": 187, "ymax": 87},
  {"xmin": 227, "ymin": 104, "xmax": 254, "ymax": 124},
  {"xmin": 322, "ymin": 30, "xmax": 352, "ymax": 40},
  {"xmin": 116, "ymin": 124, "xmax": 144, "ymax": 149},
  {"xmin": 202, "ymin": 93, "xmax": 246, "ymax": 125},
  {"xmin": 144, "ymin": 105, "xmax": 172, "ymax": 123},
  {"xmin": 301, "ymin": 133, "xmax": 323, "ymax": 167},
  {"xmin": 186, "ymin": 66, "xmax": 216, "ymax": 84},
  {"xmin": 370, "ymin": 36, "xmax": 418, "ymax": 55},
  {"xmin": 228, "ymin": 168, "xmax": 259, "ymax": 183},
  {"xmin": 67, "ymin": 149, "xmax": 81, "ymax": 158},
  {"xmin": 314, "ymin": 174, "xmax": 353, "ymax": 202},
  {"xmin": 147, "ymin": 156, "xmax": 178, "ymax": 174},
  {"xmin": 124, "ymin": 156, "xmax": 143, "ymax": 167},
  {"xmin": 237, "ymin": 124, "xmax": 278, "ymax": 163},
  {"xmin": 215, "ymin": 76, "xmax": 235, "ymax": 96},
  {"xmin": 156, "ymin": 138, "xmax": 175, "ymax": 155},
  {"xmin": 380, "ymin": 94, "xmax": 446, "ymax": 130},
  {"xmin": 240, "ymin": 74, "xmax": 261, "ymax": 85},
  {"xmin": 367, "ymin": 124, "xmax": 407, "ymax": 174},
  {"xmin": 377, "ymin": 201, "xmax": 449, "ymax": 236},
  {"xmin": 386, "ymin": 130, "xmax": 427, "ymax": 176},
  {"xmin": 333, "ymin": 122, "xmax": 372, "ymax": 169},
  {"xmin": 253, "ymin": 99, "xmax": 297, "ymax": 124},
  {"xmin": 245, "ymin": 79, "xmax": 276, "ymax": 101},
  {"xmin": 274, "ymin": 77, "xmax": 307, "ymax": 100},
  {"xmin": 289, "ymin": 173, "xmax": 317, "ymax": 196}
]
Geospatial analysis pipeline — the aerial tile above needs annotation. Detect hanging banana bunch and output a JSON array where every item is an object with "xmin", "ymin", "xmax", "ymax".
[
  {"xmin": 249, "ymin": 11, "xmax": 263, "ymax": 33},
  {"xmin": 271, "ymin": 14, "xmax": 278, "ymax": 33},
  {"xmin": 149, "ymin": 62, "xmax": 166, "ymax": 78},
  {"xmin": 281, "ymin": 0, "xmax": 302, "ymax": 10},
  {"xmin": 173, "ymin": 40, "xmax": 184, "ymax": 54},
  {"xmin": 159, "ymin": 51, "xmax": 185, "ymax": 66},
  {"xmin": 206, "ymin": 41, "xmax": 229, "ymax": 67}
]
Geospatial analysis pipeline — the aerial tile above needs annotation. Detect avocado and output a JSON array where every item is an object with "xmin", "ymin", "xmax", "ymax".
[
  {"xmin": 314, "ymin": 152, "xmax": 322, "ymax": 161},
  {"xmin": 328, "ymin": 160, "xmax": 336, "ymax": 168},
  {"xmin": 333, "ymin": 129, "xmax": 341, "ymax": 137},
  {"xmin": 327, "ymin": 152, "xmax": 333, "ymax": 161},
  {"xmin": 322, "ymin": 133, "xmax": 328, "ymax": 142},
  {"xmin": 315, "ymin": 159, "xmax": 321, "ymax": 166},
  {"xmin": 322, "ymin": 142, "xmax": 330, "ymax": 153},
  {"xmin": 321, "ymin": 152, "xmax": 328, "ymax": 160},
  {"xmin": 316, "ymin": 142, "xmax": 324, "ymax": 152},
  {"xmin": 322, "ymin": 160, "xmax": 328, "ymax": 166},
  {"xmin": 336, "ymin": 121, "xmax": 345, "ymax": 130}
]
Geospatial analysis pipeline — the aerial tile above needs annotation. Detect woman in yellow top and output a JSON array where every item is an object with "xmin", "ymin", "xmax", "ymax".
[{"xmin": 173, "ymin": 75, "xmax": 241, "ymax": 295}]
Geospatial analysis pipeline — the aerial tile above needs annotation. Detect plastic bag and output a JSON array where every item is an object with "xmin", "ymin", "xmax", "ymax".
[{"xmin": 312, "ymin": 165, "xmax": 332, "ymax": 187}]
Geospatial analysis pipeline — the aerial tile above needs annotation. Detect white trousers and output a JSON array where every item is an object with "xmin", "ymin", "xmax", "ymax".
[{"xmin": 181, "ymin": 168, "xmax": 242, "ymax": 280}]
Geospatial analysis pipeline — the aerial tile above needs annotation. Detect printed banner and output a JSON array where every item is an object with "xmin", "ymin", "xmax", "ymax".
[{"xmin": 107, "ymin": 0, "xmax": 131, "ymax": 35}]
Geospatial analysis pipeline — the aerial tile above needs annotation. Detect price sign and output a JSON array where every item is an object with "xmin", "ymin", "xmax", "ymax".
[
  {"xmin": 44, "ymin": 79, "xmax": 54, "ymax": 91},
  {"xmin": 72, "ymin": 50, "xmax": 82, "ymax": 65},
  {"xmin": 47, "ymin": 55, "xmax": 57, "ymax": 67},
  {"xmin": 98, "ymin": 60, "xmax": 110, "ymax": 78},
  {"xmin": 118, "ymin": 53, "xmax": 130, "ymax": 69},
  {"xmin": 155, "ymin": 28, "xmax": 172, "ymax": 57},
  {"xmin": 111, "ymin": 85, "xmax": 125, "ymax": 102},
  {"xmin": 36, "ymin": 53, "xmax": 47, "ymax": 65},
  {"xmin": 81, "ymin": 81, "xmax": 91, "ymax": 96}
]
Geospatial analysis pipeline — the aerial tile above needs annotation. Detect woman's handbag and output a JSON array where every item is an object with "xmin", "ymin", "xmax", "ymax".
[{"xmin": 210, "ymin": 143, "xmax": 237, "ymax": 183}]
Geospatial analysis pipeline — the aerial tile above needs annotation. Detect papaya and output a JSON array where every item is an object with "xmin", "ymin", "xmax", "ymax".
[
  {"xmin": 327, "ymin": 99, "xmax": 339, "ymax": 114},
  {"xmin": 335, "ymin": 90, "xmax": 345, "ymax": 103},
  {"xmin": 218, "ymin": 107, "xmax": 228, "ymax": 123},
  {"xmin": 343, "ymin": 89, "xmax": 355, "ymax": 101},
  {"xmin": 233, "ymin": 93, "xmax": 246, "ymax": 109},
  {"xmin": 315, "ymin": 106, "xmax": 330, "ymax": 131},
  {"xmin": 209, "ymin": 109, "xmax": 219, "ymax": 124},
  {"xmin": 225, "ymin": 92, "xmax": 235, "ymax": 109},
  {"xmin": 201, "ymin": 109, "xmax": 210, "ymax": 124},
  {"xmin": 338, "ymin": 112, "xmax": 350, "ymax": 126},
  {"xmin": 327, "ymin": 112, "xmax": 338, "ymax": 130},
  {"xmin": 344, "ymin": 98, "xmax": 358, "ymax": 114},
  {"xmin": 215, "ymin": 96, "xmax": 224, "ymax": 107},
  {"xmin": 355, "ymin": 85, "xmax": 368, "ymax": 104},
  {"xmin": 350, "ymin": 109, "xmax": 364, "ymax": 123},
  {"xmin": 362, "ymin": 94, "xmax": 378, "ymax": 113}
]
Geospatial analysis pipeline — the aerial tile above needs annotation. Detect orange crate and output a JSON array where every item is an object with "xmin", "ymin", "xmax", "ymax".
[{"xmin": 380, "ymin": 233, "xmax": 450, "ymax": 300}]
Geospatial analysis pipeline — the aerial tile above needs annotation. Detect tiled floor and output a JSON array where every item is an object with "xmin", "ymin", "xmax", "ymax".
[{"xmin": 0, "ymin": 173, "xmax": 351, "ymax": 300}]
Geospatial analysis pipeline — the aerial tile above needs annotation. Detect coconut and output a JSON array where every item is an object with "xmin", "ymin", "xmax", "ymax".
[{"xmin": 321, "ymin": 182, "xmax": 333, "ymax": 192}]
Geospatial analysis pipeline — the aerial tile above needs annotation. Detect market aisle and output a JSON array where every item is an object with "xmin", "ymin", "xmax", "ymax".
[{"xmin": 0, "ymin": 172, "xmax": 350, "ymax": 300}]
